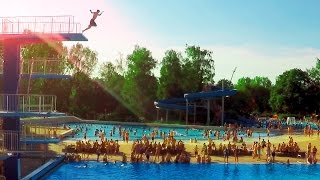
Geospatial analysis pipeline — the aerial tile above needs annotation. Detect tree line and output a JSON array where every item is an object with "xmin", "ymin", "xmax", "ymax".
[{"xmin": 0, "ymin": 42, "xmax": 319, "ymax": 124}]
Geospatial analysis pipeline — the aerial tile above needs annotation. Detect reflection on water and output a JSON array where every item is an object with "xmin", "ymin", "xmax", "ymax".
[{"xmin": 47, "ymin": 161, "xmax": 320, "ymax": 180}]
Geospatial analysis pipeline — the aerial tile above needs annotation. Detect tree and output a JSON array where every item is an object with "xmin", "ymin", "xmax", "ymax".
[
  {"xmin": 98, "ymin": 61, "xmax": 125, "ymax": 96},
  {"xmin": 68, "ymin": 72, "xmax": 122, "ymax": 119},
  {"xmin": 251, "ymin": 76, "xmax": 272, "ymax": 89},
  {"xmin": 121, "ymin": 45, "xmax": 158, "ymax": 120},
  {"xmin": 158, "ymin": 50, "xmax": 184, "ymax": 99},
  {"xmin": 216, "ymin": 79, "xmax": 233, "ymax": 89},
  {"xmin": 19, "ymin": 42, "xmax": 68, "ymax": 94},
  {"xmin": 182, "ymin": 45, "xmax": 215, "ymax": 92},
  {"xmin": 235, "ymin": 77, "xmax": 252, "ymax": 91},
  {"xmin": 229, "ymin": 76, "xmax": 272, "ymax": 116},
  {"xmin": 21, "ymin": 42, "xmax": 68, "ymax": 74},
  {"xmin": 307, "ymin": 58, "xmax": 320, "ymax": 83},
  {"xmin": 68, "ymin": 43, "xmax": 98, "ymax": 76},
  {"xmin": 269, "ymin": 68, "xmax": 319, "ymax": 114}
]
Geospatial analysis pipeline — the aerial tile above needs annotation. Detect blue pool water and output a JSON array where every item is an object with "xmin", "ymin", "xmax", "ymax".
[
  {"xmin": 47, "ymin": 161, "xmax": 320, "ymax": 180},
  {"xmin": 65, "ymin": 123, "xmax": 275, "ymax": 141}
]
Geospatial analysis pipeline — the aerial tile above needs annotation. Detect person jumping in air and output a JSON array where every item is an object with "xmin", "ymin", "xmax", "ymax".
[{"xmin": 82, "ymin": 10, "xmax": 104, "ymax": 33}]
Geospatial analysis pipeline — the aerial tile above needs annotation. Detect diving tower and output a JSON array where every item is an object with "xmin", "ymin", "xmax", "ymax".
[{"xmin": 0, "ymin": 15, "xmax": 88, "ymax": 180}]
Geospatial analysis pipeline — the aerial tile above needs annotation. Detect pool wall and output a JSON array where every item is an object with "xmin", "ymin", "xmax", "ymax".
[
  {"xmin": 22, "ymin": 116, "xmax": 82, "ymax": 125},
  {"xmin": 21, "ymin": 156, "xmax": 65, "ymax": 180},
  {"xmin": 22, "ymin": 116, "xmax": 277, "ymax": 133}
]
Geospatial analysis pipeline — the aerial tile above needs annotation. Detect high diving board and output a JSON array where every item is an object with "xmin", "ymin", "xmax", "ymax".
[
  {"xmin": 20, "ymin": 74, "xmax": 71, "ymax": 79},
  {"xmin": 0, "ymin": 15, "xmax": 87, "ymax": 42},
  {"xmin": 19, "ymin": 58, "xmax": 73, "ymax": 79},
  {"xmin": 184, "ymin": 89, "xmax": 237, "ymax": 100},
  {"xmin": 0, "ymin": 33, "xmax": 88, "ymax": 42},
  {"xmin": 0, "ymin": 94, "xmax": 65, "ymax": 117},
  {"xmin": 0, "ymin": 111, "xmax": 65, "ymax": 118}
]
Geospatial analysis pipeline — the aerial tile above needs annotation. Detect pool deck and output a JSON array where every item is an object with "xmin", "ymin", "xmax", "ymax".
[
  {"xmin": 22, "ymin": 116, "xmax": 318, "ymax": 165},
  {"xmin": 53, "ymin": 133, "xmax": 318, "ymax": 165}
]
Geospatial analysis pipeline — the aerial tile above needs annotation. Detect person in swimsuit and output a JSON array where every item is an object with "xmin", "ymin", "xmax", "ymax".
[{"xmin": 83, "ymin": 9, "xmax": 104, "ymax": 32}]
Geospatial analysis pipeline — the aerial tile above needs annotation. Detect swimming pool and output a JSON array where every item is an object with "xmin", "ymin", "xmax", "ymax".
[
  {"xmin": 65, "ymin": 123, "xmax": 275, "ymax": 141},
  {"xmin": 47, "ymin": 161, "xmax": 320, "ymax": 180}
]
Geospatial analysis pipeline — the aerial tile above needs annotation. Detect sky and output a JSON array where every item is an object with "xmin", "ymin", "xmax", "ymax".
[{"xmin": 1, "ymin": 0, "xmax": 320, "ymax": 83}]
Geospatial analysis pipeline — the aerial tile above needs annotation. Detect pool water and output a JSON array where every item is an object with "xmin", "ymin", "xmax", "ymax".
[
  {"xmin": 47, "ymin": 161, "xmax": 320, "ymax": 180},
  {"xmin": 65, "ymin": 123, "xmax": 274, "ymax": 141}
]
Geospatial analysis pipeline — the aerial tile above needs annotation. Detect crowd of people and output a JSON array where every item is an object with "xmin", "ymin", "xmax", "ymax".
[
  {"xmin": 62, "ymin": 122, "xmax": 319, "ymax": 165},
  {"xmin": 130, "ymin": 134, "xmax": 190, "ymax": 163}
]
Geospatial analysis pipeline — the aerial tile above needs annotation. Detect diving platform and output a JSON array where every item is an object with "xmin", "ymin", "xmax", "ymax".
[
  {"xmin": 0, "ymin": 15, "xmax": 86, "ymax": 180},
  {"xmin": 0, "ymin": 130, "xmax": 61, "ymax": 156},
  {"xmin": 0, "ymin": 94, "xmax": 64, "ymax": 117},
  {"xmin": 20, "ymin": 58, "xmax": 72, "ymax": 79},
  {"xmin": 0, "ymin": 15, "xmax": 87, "ymax": 42},
  {"xmin": 0, "ymin": 111, "xmax": 65, "ymax": 118},
  {"xmin": 0, "ymin": 58, "xmax": 72, "ymax": 79}
]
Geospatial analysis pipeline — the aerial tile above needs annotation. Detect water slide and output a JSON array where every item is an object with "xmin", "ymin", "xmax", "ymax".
[
  {"xmin": 154, "ymin": 98, "xmax": 194, "ymax": 113},
  {"xmin": 154, "ymin": 89, "xmax": 237, "ymax": 113}
]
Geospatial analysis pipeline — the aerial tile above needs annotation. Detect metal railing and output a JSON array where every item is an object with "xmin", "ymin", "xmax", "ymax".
[
  {"xmin": 21, "ymin": 58, "xmax": 66, "ymax": 75},
  {"xmin": 0, "ymin": 129, "xmax": 59, "ymax": 153},
  {"xmin": 0, "ymin": 94, "xmax": 57, "ymax": 113},
  {"xmin": 21, "ymin": 125, "xmax": 60, "ymax": 139},
  {"xmin": 0, "ymin": 58, "xmax": 70, "ymax": 75},
  {"xmin": 0, "ymin": 130, "xmax": 19, "ymax": 152},
  {"xmin": 0, "ymin": 15, "xmax": 82, "ymax": 34}
]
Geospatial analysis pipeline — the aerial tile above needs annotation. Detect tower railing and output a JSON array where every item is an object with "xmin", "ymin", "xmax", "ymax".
[
  {"xmin": 0, "ymin": 94, "xmax": 57, "ymax": 113},
  {"xmin": 0, "ymin": 130, "xmax": 19, "ymax": 152},
  {"xmin": 0, "ymin": 15, "xmax": 82, "ymax": 34},
  {"xmin": 0, "ymin": 129, "xmax": 58, "ymax": 153},
  {"xmin": 0, "ymin": 58, "xmax": 71, "ymax": 76},
  {"xmin": 20, "ymin": 58, "xmax": 68, "ymax": 75}
]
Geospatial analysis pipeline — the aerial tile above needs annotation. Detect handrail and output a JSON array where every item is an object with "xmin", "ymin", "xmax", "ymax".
[
  {"xmin": 0, "ymin": 58, "xmax": 72, "ymax": 75},
  {"xmin": 0, "ymin": 94, "xmax": 57, "ymax": 113},
  {"xmin": 0, "ymin": 128, "xmax": 62, "ymax": 155},
  {"xmin": 21, "ymin": 58, "xmax": 68, "ymax": 75},
  {"xmin": 0, "ymin": 130, "xmax": 19, "ymax": 152},
  {"xmin": 0, "ymin": 15, "xmax": 82, "ymax": 34}
]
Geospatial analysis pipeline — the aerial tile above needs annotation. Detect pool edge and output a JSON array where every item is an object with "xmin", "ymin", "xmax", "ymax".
[{"xmin": 21, "ymin": 156, "xmax": 65, "ymax": 180}]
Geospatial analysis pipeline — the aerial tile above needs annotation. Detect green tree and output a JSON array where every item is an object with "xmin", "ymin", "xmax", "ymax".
[
  {"xmin": 121, "ymin": 45, "xmax": 158, "ymax": 120},
  {"xmin": 269, "ymin": 68, "xmax": 318, "ymax": 114},
  {"xmin": 231, "ymin": 76, "xmax": 272, "ymax": 116},
  {"xmin": 20, "ymin": 42, "xmax": 68, "ymax": 94},
  {"xmin": 235, "ymin": 77, "xmax": 252, "ymax": 91},
  {"xmin": 98, "ymin": 61, "xmax": 125, "ymax": 96},
  {"xmin": 158, "ymin": 50, "xmax": 184, "ymax": 99},
  {"xmin": 251, "ymin": 76, "xmax": 272, "ymax": 89},
  {"xmin": 216, "ymin": 79, "xmax": 234, "ymax": 89},
  {"xmin": 68, "ymin": 43, "xmax": 98, "ymax": 76},
  {"xmin": 307, "ymin": 58, "xmax": 320, "ymax": 83},
  {"xmin": 182, "ymin": 45, "xmax": 215, "ymax": 92},
  {"xmin": 21, "ymin": 42, "xmax": 68, "ymax": 74}
]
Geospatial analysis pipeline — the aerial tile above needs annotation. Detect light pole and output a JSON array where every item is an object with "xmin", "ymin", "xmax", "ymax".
[
  {"xmin": 221, "ymin": 80, "xmax": 224, "ymax": 126},
  {"xmin": 221, "ymin": 67, "xmax": 236, "ymax": 126}
]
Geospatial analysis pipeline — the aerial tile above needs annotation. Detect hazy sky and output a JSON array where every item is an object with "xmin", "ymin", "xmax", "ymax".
[{"xmin": 1, "ymin": 0, "xmax": 320, "ymax": 83}]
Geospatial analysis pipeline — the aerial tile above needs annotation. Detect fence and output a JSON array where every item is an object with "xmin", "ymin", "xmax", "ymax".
[
  {"xmin": 0, "ymin": 94, "xmax": 57, "ymax": 113},
  {"xmin": 20, "ymin": 58, "xmax": 67, "ymax": 75},
  {"xmin": 0, "ymin": 15, "xmax": 81, "ymax": 34},
  {"xmin": 0, "ymin": 130, "xmax": 19, "ymax": 152}
]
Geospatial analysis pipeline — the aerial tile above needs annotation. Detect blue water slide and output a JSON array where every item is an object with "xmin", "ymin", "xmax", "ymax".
[
  {"xmin": 154, "ymin": 98, "xmax": 194, "ymax": 113},
  {"xmin": 154, "ymin": 89, "xmax": 237, "ymax": 114},
  {"xmin": 184, "ymin": 89, "xmax": 237, "ymax": 100}
]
